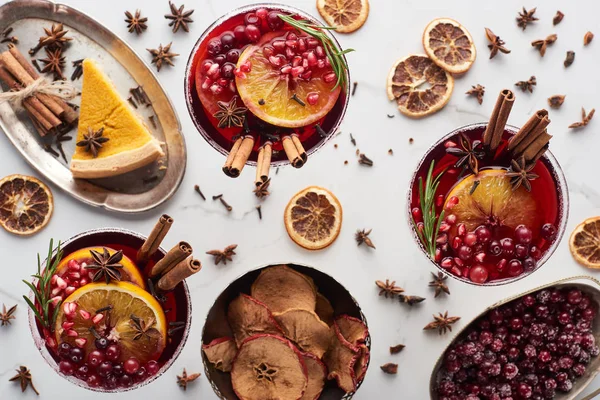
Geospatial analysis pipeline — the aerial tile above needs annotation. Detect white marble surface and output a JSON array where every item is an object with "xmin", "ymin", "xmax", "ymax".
[{"xmin": 1, "ymin": 0, "xmax": 600, "ymax": 398}]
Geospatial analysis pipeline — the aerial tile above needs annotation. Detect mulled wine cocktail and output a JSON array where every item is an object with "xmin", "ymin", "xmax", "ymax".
[
  {"xmin": 409, "ymin": 123, "xmax": 568, "ymax": 285},
  {"xmin": 27, "ymin": 229, "xmax": 191, "ymax": 392},
  {"xmin": 184, "ymin": 4, "xmax": 350, "ymax": 174}
]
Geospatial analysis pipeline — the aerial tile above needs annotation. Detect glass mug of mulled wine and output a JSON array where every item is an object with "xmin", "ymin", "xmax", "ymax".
[
  {"xmin": 408, "ymin": 122, "xmax": 568, "ymax": 286},
  {"xmin": 184, "ymin": 3, "xmax": 350, "ymax": 184}
]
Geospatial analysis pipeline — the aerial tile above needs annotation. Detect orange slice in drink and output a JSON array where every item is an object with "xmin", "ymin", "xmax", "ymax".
[
  {"xmin": 569, "ymin": 217, "xmax": 600, "ymax": 269},
  {"xmin": 236, "ymin": 31, "xmax": 342, "ymax": 128},
  {"xmin": 0, "ymin": 174, "xmax": 53, "ymax": 236},
  {"xmin": 445, "ymin": 169, "xmax": 538, "ymax": 236},
  {"xmin": 422, "ymin": 18, "xmax": 476, "ymax": 74},
  {"xmin": 55, "ymin": 282, "xmax": 167, "ymax": 364}
]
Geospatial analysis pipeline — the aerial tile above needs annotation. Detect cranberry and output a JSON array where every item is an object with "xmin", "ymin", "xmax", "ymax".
[
  {"xmin": 518, "ymin": 382, "xmax": 533, "ymax": 398},
  {"xmin": 438, "ymin": 380, "xmax": 456, "ymax": 395},
  {"xmin": 207, "ymin": 39, "xmax": 222, "ymax": 56},
  {"xmin": 120, "ymin": 374, "xmax": 133, "ymax": 388},
  {"xmin": 464, "ymin": 233, "xmax": 478, "ymax": 247},
  {"xmin": 490, "ymin": 338, "xmax": 503, "ymax": 352},
  {"xmin": 458, "ymin": 245, "xmax": 473, "ymax": 261},
  {"xmin": 244, "ymin": 12, "xmax": 260, "ymax": 25},
  {"xmin": 541, "ymin": 223, "xmax": 557, "ymax": 240},
  {"xmin": 104, "ymin": 375, "xmax": 118, "ymax": 390},
  {"xmin": 514, "ymin": 244, "xmax": 529, "ymax": 259},
  {"xmin": 112, "ymin": 363, "xmax": 124, "ymax": 377},
  {"xmin": 572, "ymin": 363, "xmax": 586, "ymax": 376},
  {"xmin": 529, "ymin": 245, "xmax": 542, "ymax": 259},
  {"xmin": 86, "ymin": 374, "xmax": 100, "ymax": 388},
  {"xmin": 537, "ymin": 289, "xmax": 551, "ymax": 304},
  {"xmin": 220, "ymin": 32, "xmax": 236, "ymax": 50},
  {"xmin": 245, "ymin": 24, "xmax": 261, "ymax": 42},
  {"xmin": 146, "ymin": 360, "xmax": 160, "ymax": 376},
  {"xmin": 507, "ymin": 259, "xmax": 523, "ymax": 277},
  {"xmin": 475, "ymin": 226, "xmax": 492, "ymax": 243},
  {"xmin": 124, "ymin": 357, "xmax": 141, "ymax": 375},
  {"xmin": 88, "ymin": 350, "xmax": 105, "ymax": 367},
  {"xmin": 75, "ymin": 365, "xmax": 89, "ymax": 379},
  {"xmin": 97, "ymin": 361, "xmax": 113, "ymax": 377},
  {"xmin": 214, "ymin": 54, "xmax": 226, "ymax": 65},
  {"xmin": 524, "ymin": 344, "xmax": 537, "ymax": 358},
  {"xmin": 503, "ymin": 363, "xmax": 518, "ymax": 380},
  {"xmin": 266, "ymin": 11, "xmax": 283, "ymax": 30},
  {"xmin": 515, "ymin": 225, "xmax": 533, "ymax": 244},
  {"xmin": 226, "ymin": 49, "xmax": 240, "ymax": 64},
  {"xmin": 58, "ymin": 342, "xmax": 72, "ymax": 358},
  {"xmin": 95, "ymin": 337, "xmax": 109, "ymax": 350},
  {"xmin": 538, "ymin": 349, "xmax": 551, "ymax": 362},
  {"xmin": 233, "ymin": 25, "xmax": 247, "ymax": 43},
  {"xmin": 134, "ymin": 366, "xmax": 147, "ymax": 383},
  {"xmin": 509, "ymin": 317, "xmax": 523, "ymax": 330},
  {"xmin": 567, "ymin": 289, "xmax": 582, "ymax": 305},
  {"xmin": 558, "ymin": 312, "xmax": 571, "ymax": 325},
  {"xmin": 581, "ymin": 333, "xmax": 595, "ymax": 349},
  {"xmin": 69, "ymin": 347, "xmax": 84, "ymax": 364},
  {"xmin": 558, "ymin": 379, "xmax": 573, "ymax": 392},
  {"xmin": 523, "ymin": 257, "xmax": 536, "ymax": 272},
  {"xmin": 469, "ymin": 265, "xmax": 488, "ymax": 284},
  {"xmin": 59, "ymin": 360, "xmax": 75, "ymax": 375},
  {"xmin": 489, "ymin": 309, "xmax": 504, "ymax": 325},
  {"xmin": 508, "ymin": 347, "xmax": 520, "ymax": 360},
  {"xmin": 220, "ymin": 63, "xmax": 235, "ymax": 79},
  {"xmin": 500, "ymin": 238, "xmax": 515, "ymax": 255}
]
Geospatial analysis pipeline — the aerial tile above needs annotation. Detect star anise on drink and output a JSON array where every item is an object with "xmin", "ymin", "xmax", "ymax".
[
  {"xmin": 129, "ymin": 314, "xmax": 160, "ymax": 341},
  {"xmin": 176, "ymin": 368, "xmax": 201, "ymax": 390},
  {"xmin": 515, "ymin": 76, "xmax": 537, "ymax": 93},
  {"xmin": 423, "ymin": 311, "xmax": 460, "ymax": 335},
  {"xmin": 213, "ymin": 95, "xmax": 247, "ymax": 129},
  {"xmin": 445, "ymin": 132, "xmax": 484, "ymax": 174},
  {"xmin": 1, "ymin": 304, "xmax": 17, "ymax": 326},
  {"xmin": 380, "ymin": 363, "xmax": 398, "ymax": 374},
  {"xmin": 485, "ymin": 28, "xmax": 511, "ymax": 59},
  {"xmin": 254, "ymin": 178, "xmax": 271, "ymax": 199},
  {"xmin": 76, "ymin": 127, "xmax": 109, "ymax": 158},
  {"xmin": 165, "ymin": 1, "xmax": 195, "ymax": 33},
  {"xmin": 569, "ymin": 107, "xmax": 595, "ymax": 129},
  {"xmin": 429, "ymin": 272, "xmax": 450, "ymax": 298},
  {"xmin": 39, "ymin": 48, "xmax": 65, "ymax": 80},
  {"xmin": 516, "ymin": 7, "xmax": 538, "ymax": 30},
  {"xmin": 531, "ymin": 34, "xmax": 557, "ymax": 57},
  {"xmin": 355, "ymin": 229, "xmax": 376, "ymax": 249},
  {"xmin": 124, "ymin": 9, "xmax": 148, "ymax": 35},
  {"xmin": 84, "ymin": 248, "xmax": 124, "ymax": 284},
  {"xmin": 548, "ymin": 95, "xmax": 565, "ymax": 109},
  {"xmin": 206, "ymin": 244, "xmax": 237, "ymax": 265},
  {"xmin": 9, "ymin": 366, "xmax": 39, "ymax": 395},
  {"xmin": 147, "ymin": 42, "xmax": 179, "ymax": 72},
  {"xmin": 506, "ymin": 156, "xmax": 539, "ymax": 192},
  {"xmin": 29, "ymin": 23, "xmax": 72, "ymax": 55},
  {"xmin": 398, "ymin": 294, "xmax": 426, "ymax": 306},
  {"xmin": 466, "ymin": 84, "xmax": 485, "ymax": 105},
  {"xmin": 375, "ymin": 279, "xmax": 404, "ymax": 298}
]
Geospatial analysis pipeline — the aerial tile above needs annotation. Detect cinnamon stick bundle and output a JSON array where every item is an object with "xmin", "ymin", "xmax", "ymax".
[
  {"xmin": 282, "ymin": 134, "xmax": 307, "ymax": 168},
  {"xmin": 255, "ymin": 141, "xmax": 272, "ymax": 186},
  {"xmin": 223, "ymin": 135, "xmax": 254, "ymax": 178},
  {"xmin": 137, "ymin": 214, "xmax": 174, "ymax": 264},
  {"xmin": 483, "ymin": 89, "xmax": 515, "ymax": 151},
  {"xmin": 149, "ymin": 241, "xmax": 192, "ymax": 278},
  {"xmin": 157, "ymin": 256, "xmax": 201, "ymax": 291},
  {"xmin": 508, "ymin": 110, "xmax": 550, "ymax": 155}
]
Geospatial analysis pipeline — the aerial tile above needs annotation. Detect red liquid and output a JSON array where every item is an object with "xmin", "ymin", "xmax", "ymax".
[
  {"xmin": 410, "ymin": 126, "xmax": 563, "ymax": 284},
  {"xmin": 186, "ymin": 6, "xmax": 348, "ymax": 163}
]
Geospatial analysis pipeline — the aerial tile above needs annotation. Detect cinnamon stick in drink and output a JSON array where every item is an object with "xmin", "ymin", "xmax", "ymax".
[
  {"xmin": 508, "ymin": 109, "xmax": 550, "ymax": 155},
  {"xmin": 157, "ymin": 256, "xmax": 201, "ymax": 291},
  {"xmin": 483, "ymin": 89, "xmax": 515, "ymax": 151},
  {"xmin": 282, "ymin": 135, "xmax": 304, "ymax": 168},
  {"xmin": 229, "ymin": 135, "xmax": 254, "ymax": 177},
  {"xmin": 522, "ymin": 131, "xmax": 552, "ymax": 163},
  {"xmin": 137, "ymin": 214, "xmax": 174, "ymax": 264},
  {"xmin": 223, "ymin": 137, "xmax": 243, "ymax": 177},
  {"xmin": 149, "ymin": 241, "xmax": 193, "ymax": 278},
  {"xmin": 255, "ymin": 141, "xmax": 272, "ymax": 186}
]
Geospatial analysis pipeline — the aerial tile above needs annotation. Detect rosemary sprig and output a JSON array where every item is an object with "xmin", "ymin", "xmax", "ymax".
[
  {"xmin": 278, "ymin": 14, "xmax": 354, "ymax": 90},
  {"xmin": 23, "ymin": 239, "xmax": 63, "ymax": 332},
  {"xmin": 413, "ymin": 161, "xmax": 445, "ymax": 258}
]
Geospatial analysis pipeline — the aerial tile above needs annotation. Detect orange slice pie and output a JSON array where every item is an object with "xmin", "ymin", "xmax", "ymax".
[{"xmin": 70, "ymin": 59, "xmax": 163, "ymax": 179}]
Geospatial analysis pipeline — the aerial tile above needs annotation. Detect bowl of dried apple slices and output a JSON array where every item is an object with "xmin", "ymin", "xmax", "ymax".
[{"xmin": 201, "ymin": 264, "xmax": 370, "ymax": 400}]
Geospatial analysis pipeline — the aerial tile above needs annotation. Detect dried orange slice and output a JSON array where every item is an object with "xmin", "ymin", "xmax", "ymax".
[
  {"xmin": 569, "ymin": 217, "xmax": 600, "ymax": 269},
  {"xmin": 386, "ymin": 54, "xmax": 454, "ymax": 118},
  {"xmin": 284, "ymin": 186, "xmax": 343, "ymax": 250},
  {"xmin": 0, "ymin": 174, "xmax": 53, "ymax": 236},
  {"xmin": 316, "ymin": 0, "xmax": 370, "ymax": 33},
  {"xmin": 422, "ymin": 18, "xmax": 476, "ymax": 74}
]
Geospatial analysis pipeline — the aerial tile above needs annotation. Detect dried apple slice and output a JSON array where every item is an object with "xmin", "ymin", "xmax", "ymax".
[
  {"xmin": 353, "ymin": 344, "xmax": 370, "ymax": 382},
  {"xmin": 335, "ymin": 315, "xmax": 369, "ymax": 347},
  {"xmin": 202, "ymin": 337, "xmax": 238, "ymax": 372},
  {"xmin": 231, "ymin": 334, "xmax": 308, "ymax": 400},
  {"xmin": 227, "ymin": 294, "xmax": 283, "ymax": 347},
  {"xmin": 315, "ymin": 293, "xmax": 335, "ymax": 326},
  {"xmin": 251, "ymin": 265, "xmax": 317, "ymax": 313},
  {"xmin": 300, "ymin": 352, "xmax": 327, "ymax": 400},
  {"xmin": 273, "ymin": 308, "xmax": 332, "ymax": 358},
  {"xmin": 323, "ymin": 323, "xmax": 359, "ymax": 393}
]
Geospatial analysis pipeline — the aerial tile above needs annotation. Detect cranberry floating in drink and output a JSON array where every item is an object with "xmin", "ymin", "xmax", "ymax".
[
  {"xmin": 25, "ymin": 221, "xmax": 197, "ymax": 392},
  {"xmin": 409, "ymin": 89, "xmax": 568, "ymax": 285},
  {"xmin": 184, "ymin": 4, "xmax": 351, "ymax": 185}
]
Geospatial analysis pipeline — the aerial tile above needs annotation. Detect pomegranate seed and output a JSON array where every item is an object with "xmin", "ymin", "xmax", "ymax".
[
  {"xmin": 444, "ymin": 140, "xmax": 457, "ymax": 148},
  {"xmin": 75, "ymin": 338, "xmax": 88, "ymax": 348},
  {"xmin": 66, "ymin": 329, "xmax": 78, "ymax": 337},
  {"xmin": 245, "ymin": 24, "xmax": 261, "ymax": 42},
  {"xmin": 306, "ymin": 92, "xmax": 319, "ymax": 105},
  {"xmin": 457, "ymin": 223, "xmax": 467, "ymax": 237},
  {"xmin": 317, "ymin": 59, "xmax": 326, "ymax": 69},
  {"xmin": 229, "ymin": 81, "xmax": 236, "ymax": 93},
  {"xmin": 56, "ymin": 276, "xmax": 67, "ymax": 289},
  {"xmin": 201, "ymin": 59, "xmax": 214, "ymax": 73},
  {"xmin": 452, "ymin": 237, "xmax": 463, "ymax": 250},
  {"xmin": 217, "ymin": 78, "xmax": 229, "ymax": 87},
  {"xmin": 454, "ymin": 257, "xmax": 465, "ymax": 267},
  {"xmin": 71, "ymin": 281, "xmax": 80, "ymax": 288},
  {"xmin": 445, "ymin": 196, "xmax": 459, "ymax": 209},
  {"xmin": 280, "ymin": 65, "xmax": 292, "ymax": 74},
  {"xmin": 207, "ymin": 63, "xmax": 220, "ymax": 78},
  {"xmin": 255, "ymin": 8, "xmax": 268, "ymax": 20},
  {"xmin": 434, "ymin": 195, "xmax": 443, "ymax": 207},
  {"xmin": 51, "ymin": 287, "xmax": 62, "ymax": 297},
  {"xmin": 262, "ymin": 46, "xmax": 274, "ymax": 59},
  {"xmin": 272, "ymin": 39, "xmax": 285, "ymax": 52},
  {"xmin": 464, "ymin": 233, "xmax": 478, "ymax": 246},
  {"xmin": 67, "ymin": 259, "xmax": 80, "ymax": 271},
  {"xmin": 88, "ymin": 271, "xmax": 94, "ymax": 279},
  {"xmin": 306, "ymin": 52, "xmax": 318, "ymax": 67},
  {"xmin": 450, "ymin": 266, "xmax": 462, "ymax": 276},
  {"xmin": 201, "ymin": 77, "xmax": 212, "ymax": 90},
  {"xmin": 441, "ymin": 257, "xmax": 454, "ymax": 269},
  {"xmin": 62, "ymin": 321, "xmax": 75, "ymax": 330},
  {"xmin": 292, "ymin": 56, "xmax": 302, "ymax": 67},
  {"xmin": 79, "ymin": 310, "xmax": 91, "ymax": 320},
  {"xmin": 411, "ymin": 207, "xmax": 422, "ymax": 221},
  {"xmin": 436, "ymin": 233, "xmax": 448, "ymax": 245},
  {"xmin": 46, "ymin": 336, "xmax": 57, "ymax": 348},
  {"xmin": 300, "ymin": 70, "xmax": 312, "ymax": 80},
  {"xmin": 286, "ymin": 32, "xmax": 298, "ymax": 41},
  {"xmin": 210, "ymin": 84, "xmax": 223, "ymax": 95},
  {"xmin": 51, "ymin": 275, "xmax": 58, "ymax": 285},
  {"xmin": 307, "ymin": 38, "xmax": 319, "ymax": 48},
  {"xmin": 63, "ymin": 302, "xmax": 76, "ymax": 315},
  {"xmin": 417, "ymin": 222, "xmax": 424, "ymax": 234},
  {"xmin": 323, "ymin": 72, "xmax": 336, "ymax": 83},
  {"xmin": 68, "ymin": 272, "xmax": 81, "ymax": 280},
  {"xmin": 445, "ymin": 214, "xmax": 457, "ymax": 225},
  {"xmin": 291, "ymin": 66, "xmax": 304, "ymax": 77},
  {"xmin": 285, "ymin": 47, "xmax": 295, "ymax": 59},
  {"xmin": 285, "ymin": 40, "xmax": 298, "ymax": 49},
  {"xmin": 298, "ymin": 38, "xmax": 307, "ymax": 52},
  {"xmin": 50, "ymin": 296, "xmax": 62, "ymax": 307},
  {"xmin": 233, "ymin": 68, "xmax": 246, "ymax": 79},
  {"xmin": 324, "ymin": 57, "xmax": 331, "ymax": 67},
  {"xmin": 439, "ymin": 222, "xmax": 451, "ymax": 232},
  {"xmin": 435, "ymin": 248, "xmax": 442, "ymax": 262},
  {"xmin": 240, "ymin": 61, "xmax": 252, "ymax": 73},
  {"xmin": 462, "ymin": 267, "xmax": 470, "ymax": 278},
  {"xmin": 315, "ymin": 45, "xmax": 325, "ymax": 58},
  {"xmin": 269, "ymin": 55, "xmax": 282, "ymax": 67},
  {"xmin": 93, "ymin": 313, "xmax": 104, "ymax": 324},
  {"xmin": 65, "ymin": 286, "xmax": 76, "ymax": 296},
  {"xmin": 475, "ymin": 252, "xmax": 486, "ymax": 263},
  {"xmin": 301, "ymin": 58, "xmax": 309, "ymax": 69}
]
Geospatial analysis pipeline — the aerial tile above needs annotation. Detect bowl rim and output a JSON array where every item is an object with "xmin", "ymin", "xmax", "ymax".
[
  {"xmin": 406, "ymin": 122, "xmax": 570, "ymax": 287},
  {"xmin": 182, "ymin": 2, "xmax": 351, "ymax": 168},
  {"xmin": 26, "ymin": 227, "xmax": 193, "ymax": 393}
]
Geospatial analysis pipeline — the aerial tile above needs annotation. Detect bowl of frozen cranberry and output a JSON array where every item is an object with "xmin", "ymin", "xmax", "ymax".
[{"xmin": 430, "ymin": 276, "xmax": 600, "ymax": 400}]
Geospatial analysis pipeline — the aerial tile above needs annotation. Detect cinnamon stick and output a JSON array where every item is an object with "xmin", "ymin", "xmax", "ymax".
[
  {"xmin": 255, "ymin": 142, "xmax": 272, "ymax": 186},
  {"xmin": 508, "ymin": 109, "xmax": 550, "ymax": 155},
  {"xmin": 282, "ymin": 136, "xmax": 304, "ymax": 168},
  {"xmin": 483, "ymin": 89, "xmax": 515, "ymax": 151},
  {"xmin": 137, "ymin": 214, "xmax": 174, "ymax": 264},
  {"xmin": 229, "ymin": 135, "xmax": 254, "ymax": 177},
  {"xmin": 157, "ymin": 257, "xmax": 201, "ymax": 291},
  {"xmin": 522, "ymin": 131, "xmax": 552, "ymax": 162},
  {"xmin": 149, "ymin": 241, "xmax": 193, "ymax": 278},
  {"xmin": 291, "ymin": 134, "xmax": 307, "ymax": 163},
  {"xmin": 223, "ymin": 137, "xmax": 243, "ymax": 177}
]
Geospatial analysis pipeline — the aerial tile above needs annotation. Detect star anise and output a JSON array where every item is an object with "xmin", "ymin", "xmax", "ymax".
[
  {"xmin": 531, "ymin": 34, "xmax": 557, "ymax": 57},
  {"xmin": 254, "ymin": 178, "xmax": 271, "ymax": 199},
  {"xmin": 356, "ymin": 229, "xmax": 376, "ymax": 249},
  {"xmin": 129, "ymin": 314, "xmax": 160, "ymax": 341},
  {"xmin": 1, "ymin": 304, "xmax": 17, "ymax": 326},
  {"xmin": 506, "ymin": 156, "xmax": 539, "ymax": 192},
  {"xmin": 380, "ymin": 363, "xmax": 398, "ymax": 374},
  {"xmin": 206, "ymin": 244, "xmax": 237, "ymax": 265},
  {"xmin": 9, "ymin": 366, "xmax": 39, "ymax": 395},
  {"xmin": 466, "ymin": 84, "xmax": 485, "ymax": 105},
  {"xmin": 485, "ymin": 28, "xmax": 511, "ymax": 59},
  {"xmin": 165, "ymin": 2, "xmax": 194, "ymax": 33},
  {"xmin": 213, "ymin": 96, "xmax": 247, "ymax": 129},
  {"xmin": 375, "ymin": 279, "xmax": 404, "ymax": 298},
  {"xmin": 29, "ymin": 23, "xmax": 72, "ymax": 55},
  {"xmin": 176, "ymin": 368, "xmax": 200, "ymax": 390},
  {"xmin": 569, "ymin": 107, "xmax": 595, "ymax": 129},
  {"xmin": 515, "ymin": 76, "xmax": 536, "ymax": 93},
  {"xmin": 516, "ymin": 7, "xmax": 538, "ymax": 30},
  {"xmin": 147, "ymin": 42, "xmax": 179, "ymax": 72},
  {"xmin": 76, "ymin": 127, "xmax": 109, "ymax": 158},
  {"xmin": 39, "ymin": 48, "xmax": 65, "ymax": 80},
  {"xmin": 445, "ymin": 132, "xmax": 484, "ymax": 174},
  {"xmin": 423, "ymin": 311, "xmax": 461, "ymax": 335},
  {"xmin": 84, "ymin": 248, "xmax": 123, "ymax": 284},
  {"xmin": 125, "ymin": 10, "xmax": 148, "ymax": 35},
  {"xmin": 398, "ymin": 294, "xmax": 426, "ymax": 306},
  {"xmin": 428, "ymin": 272, "xmax": 450, "ymax": 298},
  {"xmin": 548, "ymin": 95, "xmax": 565, "ymax": 109}
]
